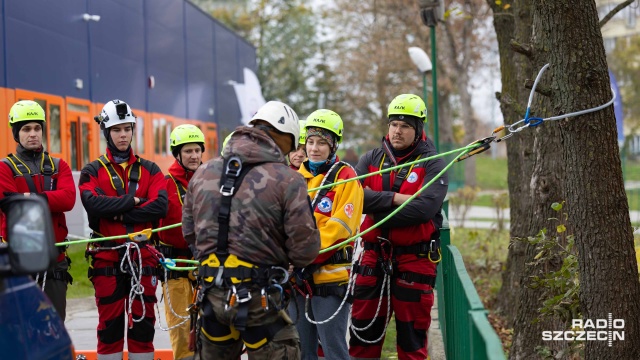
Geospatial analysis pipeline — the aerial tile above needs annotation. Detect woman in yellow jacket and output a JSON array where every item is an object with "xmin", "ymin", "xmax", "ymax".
[{"xmin": 290, "ymin": 109, "xmax": 364, "ymax": 360}]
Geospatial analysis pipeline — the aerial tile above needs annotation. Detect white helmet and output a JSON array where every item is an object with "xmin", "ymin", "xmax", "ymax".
[
  {"xmin": 250, "ymin": 101, "xmax": 300, "ymax": 151},
  {"xmin": 96, "ymin": 99, "xmax": 136, "ymax": 130}
]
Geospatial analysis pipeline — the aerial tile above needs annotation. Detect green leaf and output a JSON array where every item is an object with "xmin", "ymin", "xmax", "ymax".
[
  {"xmin": 551, "ymin": 202, "xmax": 563, "ymax": 211},
  {"xmin": 557, "ymin": 224, "xmax": 566, "ymax": 233}
]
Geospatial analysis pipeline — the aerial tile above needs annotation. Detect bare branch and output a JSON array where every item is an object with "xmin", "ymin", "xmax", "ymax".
[
  {"xmin": 600, "ymin": 0, "xmax": 635, "ymax": 28},
  {"xmin": 524, "ymin": 79, "xmax": 552, "ymax": 97},
  {"xmin": 510, "ymin": 39, "xmax": 532, "ymax": 57}
]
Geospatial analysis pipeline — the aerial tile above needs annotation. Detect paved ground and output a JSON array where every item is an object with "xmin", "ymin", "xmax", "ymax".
[{"xmin": 66, "ymin": 287, "xmax": 446, "ymax": 359}]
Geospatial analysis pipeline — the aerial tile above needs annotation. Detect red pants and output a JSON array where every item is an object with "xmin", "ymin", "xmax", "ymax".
[
  {"xmin": 90, "ymin": 248, "xmax": 159, "ymax": 356},
  {"xmin": 349, "ymin": 249, "xmax": 435, "ymax": 360}
]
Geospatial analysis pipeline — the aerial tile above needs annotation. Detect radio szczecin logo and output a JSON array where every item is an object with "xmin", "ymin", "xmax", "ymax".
[{"xmin": 542, "ymin": 313, "xmax": 624, "ymax": 347}]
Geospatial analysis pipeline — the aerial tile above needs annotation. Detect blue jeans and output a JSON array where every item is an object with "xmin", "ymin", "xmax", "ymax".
[{"xmin": 289, "ymin": 293, "xmax": 350, "ymax": 360}]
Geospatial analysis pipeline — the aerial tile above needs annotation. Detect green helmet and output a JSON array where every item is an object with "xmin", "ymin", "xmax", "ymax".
[
  {"xmin": 304, "ymin": 109, "xmax": 343, "ymax": 143},
  {"xmin": 298, "ymin": 120, "xmax": 306, "ymax": 145},
  {"xmin": 220, "ymin": 131, "xmax": 234, "ymax": 156},
  {"xmin": 170, "ymin": 124, "xmax": 205, "ymax": 152},
  {"xmin": 8, "ymin": 100, "xmax": 46, "ymax": 128},
  {"xmin": 387, "ymin": 94, "xmax": 427, "ymax": 123}
]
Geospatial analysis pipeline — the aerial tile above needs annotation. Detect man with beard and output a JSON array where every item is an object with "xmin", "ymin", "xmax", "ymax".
[{"xmin": 349, "ymin": 94, "xmax": 448, "ymax": 360}]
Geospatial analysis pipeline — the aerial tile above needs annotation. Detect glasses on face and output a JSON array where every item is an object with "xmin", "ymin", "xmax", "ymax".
[{"xmin": 389, "ymin": 121, "xmax": 413, "ymax": 131}]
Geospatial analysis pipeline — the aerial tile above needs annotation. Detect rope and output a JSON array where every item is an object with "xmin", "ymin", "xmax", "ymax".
[{"xmin": 505, "ymin": 63, "xmax": 616, "ymax": 136}]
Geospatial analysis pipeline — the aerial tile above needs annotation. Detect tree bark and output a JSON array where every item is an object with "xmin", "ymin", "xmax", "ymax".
[
  {"xmin": 488, "ymin": 0, "xmax": 536, "ymax": 327},
  {"xmin": 531, "ymin": 1, "xmax": 640, "ymax": 358}
]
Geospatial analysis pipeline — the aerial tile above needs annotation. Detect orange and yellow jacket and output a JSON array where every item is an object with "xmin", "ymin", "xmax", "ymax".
[{"xmin": 299, "ymin": 159, "xmax": 363, "ymax": 285}]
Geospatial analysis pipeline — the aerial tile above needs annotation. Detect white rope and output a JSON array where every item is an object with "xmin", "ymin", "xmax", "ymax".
[
  {"xmin": 155, "ymin": 266, "xmax": 190, "ymax": 332},
  {"xmin": 508, "ymin": 63, "xmax": 617, "ymax": 134},
  {"xmin": 348, "ymin": 239, "xmax": 393, "ymax": 344}
]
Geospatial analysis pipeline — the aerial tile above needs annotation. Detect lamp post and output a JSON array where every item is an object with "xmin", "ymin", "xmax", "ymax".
[
  {"xmin": 408, "ymin": 47, "xmax": 432, "ymax": 138},
  {"xmin": 417, "ymin": 0, "xmax": 443, "ymax": 152}
]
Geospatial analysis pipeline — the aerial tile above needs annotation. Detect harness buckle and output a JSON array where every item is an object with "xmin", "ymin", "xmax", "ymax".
[
  {"xmin": 233, "ymin": 285, "xmax": 252, "ymax": 304},
  {"xmin": 220, "ymin": 157, "xmax": 242, "ymax": 196},
  {"xmin": 214, "ymin": 266, "xmax": 225, "ymax": 287}
]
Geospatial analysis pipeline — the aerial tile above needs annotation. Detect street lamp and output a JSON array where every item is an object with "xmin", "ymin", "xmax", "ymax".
[
  {"xmin": 417, "ymin": 0, "xmax": 444, "ymax": 151},
  {"xmin": 408, "ymin": 47, "xmax": 432, "ymax": 137}
]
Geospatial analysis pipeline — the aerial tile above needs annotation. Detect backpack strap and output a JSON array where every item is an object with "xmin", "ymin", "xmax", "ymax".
[
  {"xmin": 41, "ymin": 152, "xmax": 57, "ymax": 191},
  {"xmin": 166, "ymin": 174, "xmax": 187, "ymax": 206},
  {"xmin": 310, "ymin": 161, "xmax": 348, "ymax": 210}
]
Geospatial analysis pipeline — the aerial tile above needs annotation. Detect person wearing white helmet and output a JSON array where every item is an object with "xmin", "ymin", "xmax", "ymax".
[
  {"xmin": 79, "ymin": 99, "xmax": 168, "ymax": 360},
  {"xmin": 183, "ymin": 100, "xmax": 320, "ymax": 359}
]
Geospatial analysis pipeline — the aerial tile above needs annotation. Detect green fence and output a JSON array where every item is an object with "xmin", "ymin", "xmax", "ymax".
[{"xmin": 436, "ymin": 201, "xmax": 505, "ymax": 359}]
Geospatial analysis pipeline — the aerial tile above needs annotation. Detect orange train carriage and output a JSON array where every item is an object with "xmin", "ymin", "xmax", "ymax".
[{"xmin": 0, "ymin": 88, "xmax": 219, "ymax": 173}]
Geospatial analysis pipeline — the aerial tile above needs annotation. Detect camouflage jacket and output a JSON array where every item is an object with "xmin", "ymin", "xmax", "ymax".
[{"xmin": 182, "ymin": 126, "xmax": 320, "ymax": 268}]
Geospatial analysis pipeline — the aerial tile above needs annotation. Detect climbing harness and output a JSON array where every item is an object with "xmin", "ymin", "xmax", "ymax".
[
  {"xmin": 96, "ymin": 154, "xmax": 142, "ymax": 233},
  {"xmin": 1, "ymin": 152, "xmax": 58, "ymax": 192},
  {"xmin": 193, "ymin": 155, "xmax": 291, "ymax": 351}
]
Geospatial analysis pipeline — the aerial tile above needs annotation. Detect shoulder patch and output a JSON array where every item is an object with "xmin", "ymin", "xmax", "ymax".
[
  {"xmin": 407, "ymin": 171, "xmax": 419, "ymax": 184},
  {"xmin": 344, "ymin": 203, "xmax": 354, "ymax": 218},
  {"xmin": 316, "ymin": 196, "xmax": 333, "ymax": 213}
]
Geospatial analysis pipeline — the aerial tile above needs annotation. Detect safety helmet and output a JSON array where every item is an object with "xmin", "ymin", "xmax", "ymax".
[
  {"xmin": 298, "ymin": 120, "xmax": 307, "ymax": 145},
  {"xmin": 220, "ymin": 131, "xmax": 234, "ymax": 156},
  {"xmin": 170, "ymin": 124, "xmax": 205, "ymax": 152},
  {"xmin": 249, "ymin": 101, "xmax": 300, "ymax": 149},
  {"xmin": 8, "ymin": 100, "xmax": 46, "ymax": 128},
  {"xmin": 304, "ymin": 109, "xmax": 343, "ymax": 143},
  {"xmin": 387, "ymin": 94, "xmax": 427, "ymax": 123},
  {"xmin": 95, "ymin": 99, "xmax": 137, "ymax": 130}
]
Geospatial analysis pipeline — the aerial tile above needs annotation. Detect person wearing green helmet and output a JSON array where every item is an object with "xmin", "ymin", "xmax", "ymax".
[
  {"xmin": 220, "ymin": 131, "xmax": 234, "ymax": 156},
  {"xmin": 157, "ymin": 124, "xmax": 206, "ymax": 360},
  {"xmin": 349, "ymin": 94, "xmax": 448, "ymax": 359},
  {"xmin": 0, "ymin": 100, "xmax": 76, "ymax": 321},
  {"xmin": 290, "ymin": 109, "xmax": 363, "ymax": 360},
  {"xmin": 287, "ymin": 120, "xmax": 307, "ymax": 170}
]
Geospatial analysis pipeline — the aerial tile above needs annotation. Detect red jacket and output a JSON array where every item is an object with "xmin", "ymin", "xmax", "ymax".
[
  {"xmin": 158, "ymin": 160, "xmax": 193, "ymax": 251},
  {"xmin": 0, "ymin": 147, "xmax": 76, "ymax": 262},
  {"xmin": 78, "ymin": 148, "xmax": 167, "ymax": 260},
  {"xmin": 355, "ymin": 136, "xmax": 448, "ymax": 275}
]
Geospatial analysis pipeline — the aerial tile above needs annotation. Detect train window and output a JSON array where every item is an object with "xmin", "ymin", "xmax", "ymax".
[
  {"xmin": 165, "ymin": 122, "xmax": 172, "ymax": 156},
  {"xmin": 81, "ymin": 122, "xmax": 90, "ymax": 167},
  {"xmin": 67, "ymin": 103, "xmax": 89, "ymax": 113},
  {"xmin": 69, "ymin": 122, "xmax": 78, "ymax": 170},
  {"xmin": 208, "ymin": 125, "xmax": 217, "ymax": 158},
  {"xmin": 154, "ymin": 118, "xmax": 166, "ymax": 155},
  {"xmin": 136, "ymin": 118, "xmax": 144, "ymax": 154},
  {"xmin": 99, "ymin": 130, "xmax": 107, "ymax": 154},
  {"xmin": 48, "ymin": 104, "xmax": 61, "ymax": 154}
]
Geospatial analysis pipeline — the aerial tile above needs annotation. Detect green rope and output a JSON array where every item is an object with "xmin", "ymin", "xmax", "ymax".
[
  {"xmin": 308, "ymin": 143, "xmax": 479, "ymax": 192},
  {"xmin": 56, "ymin": 222, "xmax": 182, "ymax": 246},
  {"xmin": 64, "ymin": 142, "xmax": 476, "ymax": 272},
  {"xmin": 317, "ymin": 147, "xmax": 469, "ymax": 254}
]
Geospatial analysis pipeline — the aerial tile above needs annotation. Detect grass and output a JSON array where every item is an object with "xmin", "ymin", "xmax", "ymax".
[
  {"xmin": 66, "ymin": 243, "xmax": 94, "ymax": 299},
  {"xmin": 381, "ymin": 318, "xmax": 398, "ymax": 359},
  {"xmin": 475, "ymin": 155, "xmax": 508, "ymax": 190}
]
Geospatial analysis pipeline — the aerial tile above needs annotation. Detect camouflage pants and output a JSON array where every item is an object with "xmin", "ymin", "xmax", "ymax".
[{"xmin": 195, "ymin": 286, "xmax": 300, "ymax": 360}]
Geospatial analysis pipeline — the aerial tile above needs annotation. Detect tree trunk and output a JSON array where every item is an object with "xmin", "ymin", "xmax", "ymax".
[
  {"xmin": 488, "ymin": 0, "xmax": 536, "ymax": 327},
  {"xmin": 531, "ymin": 1, "xmax": 640, "ymax": 358}
]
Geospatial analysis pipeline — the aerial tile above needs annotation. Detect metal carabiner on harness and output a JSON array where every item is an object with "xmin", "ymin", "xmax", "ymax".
[{"xmin": 376, "ymin": 237, "xmax": 394, "ymax": 276}]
